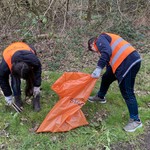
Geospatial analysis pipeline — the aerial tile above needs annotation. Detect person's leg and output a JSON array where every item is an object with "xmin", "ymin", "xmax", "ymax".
[
  {"xmin": 97, "ymin": 66, "xmax": 117, "ymax": 98},
  {"xmin": 119, "ymin": 62, "xmax": 141, "ymax": 120},
  {"xmin": 88, "ymin": 66, "xmax": 116, "ymax": 103},
  {"xmin": 119, "ymin": 62, "xmax": 142, "ymax": 132},
  {"xmin": 11, "ymin": 75, "xmax": 21, "ymax": 96},
  {"xmin": 11, "ymin": 75, "xmax": 23, "ymax": 107}
]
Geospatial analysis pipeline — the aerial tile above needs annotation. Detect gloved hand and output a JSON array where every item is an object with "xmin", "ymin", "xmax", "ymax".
[
  {"xmin": 33, "ymin": 87, "xmax": 40, "ymax": 98},
  {"xmin": 91, "ymin": 67, "xmax": 102, "ymax": 78},
  {"xmin": 5, "ymin": 95, "xmax": 13, "ymax": 105}
]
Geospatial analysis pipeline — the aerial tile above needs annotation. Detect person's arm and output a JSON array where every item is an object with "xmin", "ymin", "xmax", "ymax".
[
  {"xmin": 91, "ymin": 35, "xmax": 112, "ymax": 78},
  {"xmin": 27, "ymin": 54, "xmax": 42, "ymax": 87},
  {"xmin": 0, "ymin": 59, "xmax": 12, "ymax": 96},
  {"xmin": 24, "ymin": 53, "xmax": 42, "ymax": 98},
  {"xmin": 96, "ymin": 35, "xmax": 112, "ymax": 69}
]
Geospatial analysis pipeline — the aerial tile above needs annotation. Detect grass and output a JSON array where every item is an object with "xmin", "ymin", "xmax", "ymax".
[{"xmin": 0, "ymin": 54, "xmax": 150, "ymax": 150}]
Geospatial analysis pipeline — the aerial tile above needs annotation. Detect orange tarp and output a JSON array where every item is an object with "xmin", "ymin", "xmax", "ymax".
[{"xmin": 37, "ymin": 72, "xmax": 97, "ymax": 133}]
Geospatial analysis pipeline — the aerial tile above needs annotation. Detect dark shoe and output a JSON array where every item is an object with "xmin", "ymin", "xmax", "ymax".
[
  {"xmin": 32, "ymin": 94, "xmax": 41, "ymax": 112},
  {"xmin": 14, "ymin": 96, "xmax": 23, "ymax": 108},
  {"xmin": 88, "ymin": 95, "xmax": 106, "ymax": 103}
]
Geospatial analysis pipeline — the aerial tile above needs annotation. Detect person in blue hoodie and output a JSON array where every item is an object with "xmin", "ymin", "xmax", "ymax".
[
  {"xmin": 88, "ymin": 33, "xmax": 142, "ymax": 132},
  {"xmin": 0, "ymin": 42, "xmax": 42, "ymax": 112}
]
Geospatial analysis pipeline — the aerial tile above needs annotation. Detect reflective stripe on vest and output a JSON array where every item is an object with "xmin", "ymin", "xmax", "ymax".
[
  {"xmin": 3, "ymin": 42, "xmax": 35, "ymax": 70},
  {"xmin": 106, "ymin": 33, "xmax": 135, "ymax": 73}
]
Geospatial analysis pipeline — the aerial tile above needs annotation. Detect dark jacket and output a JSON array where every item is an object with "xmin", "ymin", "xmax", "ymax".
[
  {"xmin": 96, "ymin": 33, "xmax": 141, "ymax": 84},
  {"xmin": 0, "ymin": 50, "xmax": 42, "ymax": 97}
]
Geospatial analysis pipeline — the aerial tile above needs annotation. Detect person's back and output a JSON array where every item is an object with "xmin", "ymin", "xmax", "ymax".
[{"xmin": 0, "ymin": 42, "xmax": 42, "ymax": 112}]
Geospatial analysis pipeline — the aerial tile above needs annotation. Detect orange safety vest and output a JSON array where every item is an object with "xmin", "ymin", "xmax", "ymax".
[
  {"xmin": 3, "ymin": 42, "xmax": 35, "ymax": 70},
  {"xmin": 105, "ymin": 33, "xmax": 135, "ymax": 73}
]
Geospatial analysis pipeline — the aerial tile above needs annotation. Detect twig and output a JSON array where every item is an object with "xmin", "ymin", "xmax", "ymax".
[{"xmin": 43, "ymin": 0, "xmax": 55, "ymax": 17}]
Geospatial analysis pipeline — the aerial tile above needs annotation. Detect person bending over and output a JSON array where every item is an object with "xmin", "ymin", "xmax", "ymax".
[
  {"xmin": 0, "ymin": 41, "xmax": 42, "ymax": 112},
  {"xmin": 88, "ymin": 32, "xmax": 142, "ymax": 132}
]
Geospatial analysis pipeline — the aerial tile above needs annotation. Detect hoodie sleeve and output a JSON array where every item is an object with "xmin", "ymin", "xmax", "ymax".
[
  {"xmin": 0, "ymin": 59, "xmax": 12, "ymax": 96},
  {"xmin": 96, "ymin": 35, "xmax": 112, "ymax": 69}
]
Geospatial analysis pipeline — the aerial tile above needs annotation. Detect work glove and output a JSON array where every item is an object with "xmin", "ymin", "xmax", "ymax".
[
  {"xmin": 33, "ymin": 87, "xmax": 40, "ymax": 98},
  {"xmin": 91, "ymin": 67, "xmax": 102, "ymax": 78},
  {"xmin": 5, "ymin": 95, "xmax": 14, "ymax": 105}
]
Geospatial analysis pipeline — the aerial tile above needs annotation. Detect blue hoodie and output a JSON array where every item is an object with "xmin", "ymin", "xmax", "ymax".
[{"xmin": 95, "ymin": 33, "xmax": 141, "ymax": 84}]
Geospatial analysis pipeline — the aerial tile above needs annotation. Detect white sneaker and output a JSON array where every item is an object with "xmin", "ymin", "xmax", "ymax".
[{"xmin": 123, "ymin": 118, "xmax": 142, "ymax": 132}]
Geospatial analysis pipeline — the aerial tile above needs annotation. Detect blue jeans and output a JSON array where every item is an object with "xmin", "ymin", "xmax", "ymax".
[{"xmin": 98, "ymin": 62, "xmax": 141, "ymax": 120}]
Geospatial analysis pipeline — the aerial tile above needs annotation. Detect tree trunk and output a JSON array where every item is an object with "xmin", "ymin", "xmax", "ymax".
[{"xmin": 86, "ymin": 0, "xmax": 94, "ymax": 22}]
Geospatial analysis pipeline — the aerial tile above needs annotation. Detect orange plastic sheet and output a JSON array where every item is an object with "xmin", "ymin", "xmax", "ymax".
[{"xmin": 37, "ymin": 72, "xmax": 97, "ymax": 133}]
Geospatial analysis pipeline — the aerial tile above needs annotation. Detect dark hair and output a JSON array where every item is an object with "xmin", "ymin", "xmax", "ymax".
[
  {"xmin": 12, "ymin": 62, "xmax": 34, "ymax": 97},
  {"xmin": 88, "ymin": 37, "xmax": 97, "ymax": 51},
  {"xmin": 12, "ymin": 62, "xmax": 29, "ymax": 79}
]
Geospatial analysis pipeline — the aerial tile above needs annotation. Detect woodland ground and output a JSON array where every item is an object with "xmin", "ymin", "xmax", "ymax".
[
  {"xmin": 1, "ymin": 39, "xmax": 150, "ymax": 150},
  {"xmin": 0, "ymin": 2, "xmax": 150, "ymax": 150},
  {"xmin": 0, "ymin": 17, "xmax": 150, "ymax": 150}
]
